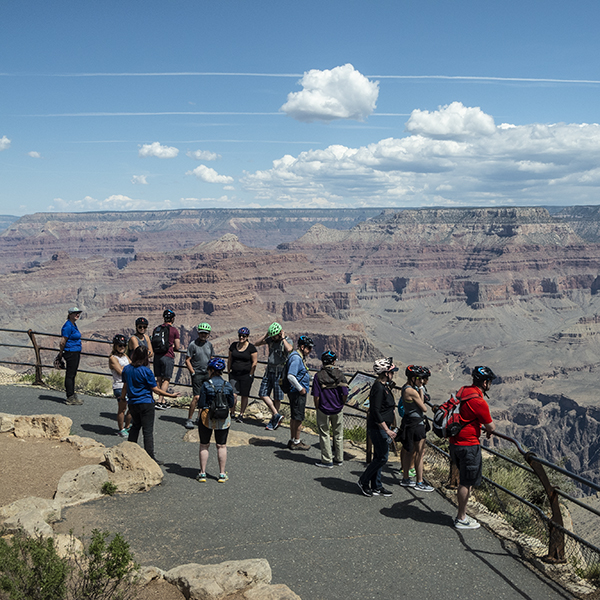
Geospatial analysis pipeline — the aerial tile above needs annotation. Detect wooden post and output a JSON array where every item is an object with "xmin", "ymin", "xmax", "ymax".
[{"xmin": 27, "ymin": 329, "xmax": 44, "ymax": 386}]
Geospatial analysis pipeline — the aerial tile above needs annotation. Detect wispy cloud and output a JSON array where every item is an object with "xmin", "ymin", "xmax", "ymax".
[
  {"xmin": 138, "ymin": 142, "xmax": 179, "ymax": 158},
  {"xmin": 186, "ymin": 149, "xmax": 221, "ymax": 161},
  {"xmin": 131, "ymin": 175, "xmax": 148, "ymax": 184},
  {"xmin": 27, "ymin": 151, "xmax": 42, "ymax": 158},
  {"xmin": 0, "ymin": 136, "xmax": 11, "ymax": 151},
  {"xmin": 186, "ymin": 165, "xmax": 234, "ymax": 184},
  {"xmin": 25, "ymin": 112, "xmax": 283, "ymax": 118}
]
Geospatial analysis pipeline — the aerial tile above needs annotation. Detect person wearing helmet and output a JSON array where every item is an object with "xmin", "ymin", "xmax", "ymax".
[
  {"xmin": 128, "ymin": 317, "xmax": 153, "ymax": 362},
  {"xmin": 58, "ymin": 306, "xmax": 84, "ymax": 405},
  {"xmin": 312, "ymin": 350, "xmax": 348, "ymax": 467},
  {"xmin": 184, "ymin": 323, "xmax": 215, "ymax": 429},
  {"xmin": 196, "ymin": 356, "xmax": 235, "ymax": 483},
  {"xmin": 357, "ymin": 358, "xmax": 399, "ymax": 497},
  {"xmin": 151, "ymin": 309, "xmax": 180, "ymax": 410},
  {"xmin": 254, "ymin": 322, "xmax": 293, "ymax": 431},
  {"xmin": 449, "ymin": 366, "xmax": 497, "ymax": 530},
  {"xmin": 285, "ymin": 335, "xmax": 314, "ymax": 450},
  {"xmin": 109, "ymin": 334, "xmax": 131, "ymax": 437},
  {"xmin": 228, "ymin": 327, "xmax": 258, "ymax": 423},
  {"xmin": 399, "ymin": 366, "xmax": 433, "ymax": 492}
]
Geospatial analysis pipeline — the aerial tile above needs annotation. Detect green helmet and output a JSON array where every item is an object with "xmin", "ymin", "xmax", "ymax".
[
  {"xmin": 268, "ymin": 322, "xmax": 282, "ymax": 337},
  {"xmin": 197, "ymin": 322, "xmax": 212, "ymax": 333}
]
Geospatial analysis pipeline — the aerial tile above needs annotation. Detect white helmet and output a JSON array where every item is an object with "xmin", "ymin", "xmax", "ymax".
[{"xmin": 373, "ymin": 357, "xmax": 398, "ymax": 375}]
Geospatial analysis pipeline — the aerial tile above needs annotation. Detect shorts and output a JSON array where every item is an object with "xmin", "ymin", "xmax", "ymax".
[
  {"xmin": 400, "ymin": 419, "xmax": 427, "ymax": 453},
  {"xmin": 450, "ymin": 444, "xmax": 482, "ymax": 488},
  {"xmin": 288, "ymin": 391, "xmax": 307, "ymax": 421},
  {"xmin": 258, "ymin": 370, "xmax": 284, "ymax": 402},
  {"xmin": 114, "ymin": 389, "xmax": 125, "ymax": 400},
  {"xmin": 198, "ymin": 420, "xmax": 229, "ymax": 445},
  {"xmin": 154, "ymin": 354, "xmax": 174, "ymax": 380},
  {"xmin": 192, "ymin": 371, "xmax": 209, "ymax": 396},
  {"xmin": 229, "ymin": 373, "xmax": 253, "ymax": 397}
]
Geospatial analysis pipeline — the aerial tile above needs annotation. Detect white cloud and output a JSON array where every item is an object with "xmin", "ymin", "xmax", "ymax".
[
  {"xmin": 0, "ymin": 136, "xmax": 11, "ymax": 151},
  {"xmin": 280, "ymin": 63, "xmax": 379, "ymax": 123},
  {"xmin": 241, "ymin": 104, "xmax": 600, "ymax": 206},
  {"xmin": 138, "ymin": 142, "xmax": 179, "ymax": 158},
  {"xmin": 186, "ymin": 165, "xmax": 234, "ymax": 184},
  {"xmin": 186, "ymin": 149, "xmax": 220, "ymax": 161},
  {"xmin": 406, "ymin": 102, "xmax": 496, "ymax": 138},
  {"xmin": 131, "ymin": 175, "xmax": 148, "ymax": 185},
  {"xmin": 49, "ymin": 194, "xmax": 174, "ymax": 212},
  {"xmin": 28, "ymin": 151, "xmax": 42, "ymax": 158}
]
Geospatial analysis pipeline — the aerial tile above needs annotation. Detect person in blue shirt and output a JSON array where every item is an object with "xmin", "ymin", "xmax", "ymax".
[
  {"xmin": 58, "ymin": 307, "xmax": 83, "ymax": 405},
  {"xmin": 120, "ymin": 345, "xmax": 179, "ymax": 464},
  {"xmin": 196, "ymin": 357, "xmax": 235, "ymax": 483},
  {"xmin": 286, "ymin": 335, "xmax": 314, "ymax": 451}
]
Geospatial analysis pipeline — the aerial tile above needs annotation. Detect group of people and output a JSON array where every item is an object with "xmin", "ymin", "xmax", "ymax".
[{"xmin": 59, "ymin": 308, "xmax": 496, "ymax": 529}]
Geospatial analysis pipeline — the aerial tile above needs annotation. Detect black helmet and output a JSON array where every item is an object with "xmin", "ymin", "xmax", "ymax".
[
  {"xmin": 405, "ymin": 365, "xmax": 425, "ymax": 379},
  {"xmin": 321, "ymin": 350, "xmax": 337, "ymax": 365},
  {"xmin": 135, "ymin": 317, "xmax": 148, "ymax": 327},
  {"xmin": 298, "ymin": 335, "xmax": 314, "ymax": 349},
  {"xmin": 472, "ymin": 366, "xmax": 496, "ymax": 382},
  {"xmin": 163, "ymin": 309, "xmax": 175, "ymax": 321},
  {"xmin": 420, "ymin": 366, "xmax": 431, "ymax": 378},
  {"xmin": 113, "ymin": 334, "xmax": 127, "ymax": 346}
]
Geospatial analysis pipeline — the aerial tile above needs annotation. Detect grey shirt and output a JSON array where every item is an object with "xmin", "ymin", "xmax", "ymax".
[
  {"xmin": 266, "ymin": 336, "xmax": 292, "ymax": 373},
  {"xmin": 187, "ymin": 339, "xmax": 214, "ymax": 373}
]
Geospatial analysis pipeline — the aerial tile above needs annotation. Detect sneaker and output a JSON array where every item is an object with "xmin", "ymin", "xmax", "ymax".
[
  {"xmin": 163, "ymin": 402, "xmax": 171, "ymax": 409},
  {"xmin": 265, "ymin": 419, "xmax": 275, "ymax": 431},
  {"xmin": 218, "ymin": 473, "xmax": 229, "ymax": 483},
  {"xmin": 196, "ymin": 472, "xmax": 207, "ymax": 482},
  {"xmin": 357, "ymin": 480, "xmax": 373, "ymax": 497},
  {"xmin": 400, "ymin": 478, "xmax": 416, "ymax": 488},
  {"xmin": 333, "ymin": 461, "xmax": 343, "ymax": 467},
  {"xmin": 235, "ymin": 415, "xmax": 244, "ymax": 423},
  {"xmin": 409, "ymin": 467, "xmax": 417, "ymax": 478},
  {"xmin": 372, "ymin": 487, "xmax": 393, "ymax": 497},
  {"xmin": 184, "ymin": 419, "xmax": 195, "ymax": 430},
  {"xmin": 65, "ymin": 395, "xmax": 83, "ymax": 405},
  {"xmin": 315, "ymin": 461, "xmax": 334, "ymax": 469},
  {"xmin": 415, "ymin": 481, "xmax": 434, "ymax": 492},
  {"xmin": 155, "ymin": 403, "xmax": 166, "ymax": 411},
  {"xmin": 116, "ymin": 429, "xmax": 129, "ymax": 438},
  {"xmin": 290, "ymin": 440, "xmax": 310, "ymax": 451},
  {"xmin": 454, "ymin": 516, "xmax": 480, "ymax": 530},
  {"xmin": 272, "ymin": 413, "xmax": 284, "ymax": 430}
]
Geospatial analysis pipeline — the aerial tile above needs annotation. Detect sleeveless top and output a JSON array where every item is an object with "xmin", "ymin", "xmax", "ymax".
[
  {"xmin": 401, "ymin": 383, "xmax": 425, "ymax": 422},
  {"xmin": 111, "ymin": 354, "xmax": 130, "ymax": 390}
]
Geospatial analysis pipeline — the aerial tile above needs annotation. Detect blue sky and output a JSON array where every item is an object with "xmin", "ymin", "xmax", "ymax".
[{"xmin": 2, "ymin": 0, "xmax": 600, "ymax": 215}]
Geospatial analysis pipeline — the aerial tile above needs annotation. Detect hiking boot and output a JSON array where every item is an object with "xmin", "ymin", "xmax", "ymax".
[
  {"xmin": 400, "ymin": 478, "xmax": 416, "ymax": 488},
  {"xmin": 65, "ymin": 395, "xmax": 83, "ymax": 405},
  {"xmin": 415, "ymin": 481, "xmax": 434, "ymax": 492},
  {"xmin": 184, "ymin": 419, "xmax": 195, "ymax": 429},
  {"xmin": 454, "ymin": 516, "xmax": 480, "ymax": 530},
  {"xmin": 357, "ymin": 480, "xmax": 373, "ymax": 497},
  {"xmin": 196, "ymin": 472, "xmax": 207, "ymax": 483},
  {"xmin": 315, "ymin": 461, "xmax": 333, "ymax": 469},
  {"xmin": 290, "ymin": 440, "xmax": 310, "ymax": 451},
  {"xmin": 372, "ymin": 487, "xmax": 393, "ymax": 497},
  {"xmin": 218, "ymin": 473, "xmax": 229, "ymax": 483},
  {"xmin": 272, "ymin": 413, "xmax": 284, "ymax": 430}
]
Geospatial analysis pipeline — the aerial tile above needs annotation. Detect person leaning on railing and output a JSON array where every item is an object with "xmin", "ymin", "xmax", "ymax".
[{"xmin": 58, "ymin": 306, "xmax": 84, "ymax": 405}]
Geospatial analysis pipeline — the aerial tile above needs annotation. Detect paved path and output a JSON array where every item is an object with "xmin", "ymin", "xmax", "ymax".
[{"xmin": 1, "ymin": 384, "xmax": 572, "ymax": 600}]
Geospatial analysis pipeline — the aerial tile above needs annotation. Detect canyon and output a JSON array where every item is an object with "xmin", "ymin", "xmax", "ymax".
[{"xmin": 2, "ymin": 205, "xmax": 600, "ymax": 484}]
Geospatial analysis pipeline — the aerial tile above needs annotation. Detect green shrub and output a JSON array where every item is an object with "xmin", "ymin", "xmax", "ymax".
[
  {"xmin": 344, "ymin": 425, "xmax": 367, "ymax": 443},
  {"xmin": 18, "ymin": 374, "xmax": 36, "ymax": 384},
  {"xmin": 43, "ymin": 371, "xmax": 111, "ymax": 397},
  {"xmin": 101, "ymin": 482, "xmax": 118, "ymax": 496},
  {"xmin": 44, "ymin": 370, "xmax": 65, "ymax": 391}
]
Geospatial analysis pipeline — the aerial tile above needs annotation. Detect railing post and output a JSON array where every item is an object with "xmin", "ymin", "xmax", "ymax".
[
  {"xmin": 524, "ymin": 451, "xmax": 566, "ymax": 562},
  {"xmin": 26, "ymin": 329, "xmax": 44, "ymax": 386}
]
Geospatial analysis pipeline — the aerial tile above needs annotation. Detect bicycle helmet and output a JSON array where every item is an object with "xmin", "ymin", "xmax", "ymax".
[
  {"xmin": 298, "ymin": 335, "xmax": 314, "ymax": 349},
  {"xmin": 373, "ymin": 357, "xmax": 398, "ymax": 374},
  {"xmin": 472, "ymin": 366, "xmax": 497, "ymax": 382},
  {"xmin": 68, "ymin": 306, "xmax": 82, "ymax": 314},
  {"xmin": 405, "ymin": 365, "xmax": 424, "ymax": 379},
  {"xmin": 268, "ymin": 322, "xmax": 282, "ymax": 337},
  {"xmin": 163, "ymin": 309, "xmax": 175, "ymax": 321},
  {"xmin": 208, "ymin": 357, "xmax": 226, "ymax": 372},
  {"xmin": 113, "ymin": 334, "xmax": 127, "ymax": 346},
  {"xmin": 238, "ymin": 327, "xmax": 250, "ymax": 336},
  {"xmin": 321, "ymin": 350, "xmax": 337, "ymax": 365},
  {"xmin": 135, "ymin": 317, "xmax": 148, "ymax": 327},
  {"xmin": 420, "ymin": 366, "xmax": 431, "ymax": 379},
  {"xmin": 197, "ymin": 322, "xmax": 212, "ymax": 333}
]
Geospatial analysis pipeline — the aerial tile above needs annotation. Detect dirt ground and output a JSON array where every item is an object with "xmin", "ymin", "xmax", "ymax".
[{"xmin": 0, "ymin": 433, "xmax": 185, "ymax": 600}]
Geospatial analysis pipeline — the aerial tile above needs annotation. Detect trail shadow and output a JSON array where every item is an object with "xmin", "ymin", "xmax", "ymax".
[
  {"xmin": 99, "ymin": 411, "xmax": 117, "ymax": 423},
  {"xmin": 164, "ymin": 463, "xmax": 198, "ymax": 480},
  {"xmin": 381, "ymin": 497, "xmax": 451, "ymax": 525},
  {"xmin": 316, "ymin": 476, "xmax": 366, "ymax": 495},
  {"xmin": 80, "ymin": 423, "xmax": 117, "ymax": 436},
  {"xmin": 274, "ymin": 449, "xmax": 316, "ymax": 465},
  {"xmin": 38, "ymin": 394, "xmax": 66, "ymax": 404},
  {"xmin": 248, "ymin": 437, "xmax": 283, "ymax": 448},
  {"xmin": 157, "ymin": 414, "xmax": 188, "ymax": 426}
]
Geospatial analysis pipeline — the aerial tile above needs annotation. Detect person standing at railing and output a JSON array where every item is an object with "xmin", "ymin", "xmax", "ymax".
[
  {"xmin": 128, "ymin": 317, "xmax": 153, "ymax": 361},
  {"xmin": 449, "ymin": 366, "xmax": 497, "ymax": 530},
  {"xmin": 151, "ymin": 309, "xmax": 180, "ymax": 410},
  {"xmin": 58, "ymin": 306, "xmax": 83, "ymax": 405},
  {"xmin": 184, "ymin": 322, "xmax": 214, "ymax": 430},
  {"xmin": 227, "ymin": 327, "xmax": 257, "ymax": 423},
  {"xmin": 109, "ymin": 334, "xmax": 131, "ymax": 438}
]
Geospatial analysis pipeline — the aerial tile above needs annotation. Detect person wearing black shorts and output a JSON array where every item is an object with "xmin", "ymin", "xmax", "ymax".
[{"xmin": 228, "ymin": 327, "xmax": 257, "ymax": 422}]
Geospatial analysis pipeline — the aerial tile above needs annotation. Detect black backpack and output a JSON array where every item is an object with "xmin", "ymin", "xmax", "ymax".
[
  {"xmin": 151, "ymin": 325, "xmax": 170, "ymax": 354},
  {"xmin": 208, "ymin": 380, "xmax": 229, "ymax": 420},
  {"xmin": 278, "ymin": 351, "xmax": 296, "ymax": 394}
]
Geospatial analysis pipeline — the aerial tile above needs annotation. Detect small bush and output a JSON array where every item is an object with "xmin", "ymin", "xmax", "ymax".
[
  {"xmin": 101, "ymin": 482, "xmax": 118, "ymax": 496},
  {"xmin": 18, "ymin": 374, "xmax": 36, "ymax": 384},
  {"xmin": 344, "ymin": 425, "xmax": 367, "ymax": 443},
  {"xmin": 44, "ymin": 370, "xmax": 65, "ymax": 391},
  {"xmin": 43, "ymin": 371, "xmax": 111, "ymax": 397}
]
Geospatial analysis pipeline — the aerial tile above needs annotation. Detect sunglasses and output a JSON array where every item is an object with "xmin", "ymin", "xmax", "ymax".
[{"xmin": 137, "ymin": 325, "xmax": 147, "ymax": 329}]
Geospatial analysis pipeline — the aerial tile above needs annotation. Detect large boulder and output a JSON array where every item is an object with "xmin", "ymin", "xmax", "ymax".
[
  {"xmin": 0, "ymin": 496, "xmax": 61, "ymax": 537},
  {"xmin": 101, "ymin": 442, "xmax": 164, "ymax": 493},
  {"xmin": 13, "ymin": 414, "xmax": 72, "ymax": 439},
  {"xmin": 165, "ymin": 559, "xmax": 272, "ymax": 600},
  {"xmin": 54, "ymin": 464, "xmax": 107, "ymax": 507},
  {"xmin": 0, "ymin": 412, "xmax": 15, "ymax": 433},
  {"xmin": 243, "ymin": 583, "xmax": 301, "ymax": 600}
]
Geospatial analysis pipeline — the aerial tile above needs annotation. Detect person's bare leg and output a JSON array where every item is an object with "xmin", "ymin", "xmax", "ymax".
[
  {"xmin": 216, "ymin": 444, "xmax": 227, "ymax": 473},
  {"xmin": 414, "ymin": 439, "xmax": 426, "ymax": 481},
  {"xmin": 261, "ymin": 395, "xmax": 278, "ymax": 416},
  {"xmin": 117, "ymin": 399, "xmax": 128, "ymax": 430},
  {"xmin": 188, "ymin": 396, "xmax": 198, "ymax": 420},
  {"xmin": 199, "ymin": 444, "xmax": 209, "ymax": 473},
  {"xmin": 240, "ymin": 395, "xmax": 249, "ymax": 417},
  {"xmin": 457, "ymin": 484, "xmax": 472, "ymax": 520}
]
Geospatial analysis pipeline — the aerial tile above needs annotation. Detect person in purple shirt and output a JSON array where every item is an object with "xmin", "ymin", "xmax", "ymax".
[
  {"xmin": 312, "ymin": 350, "xmax": 349, "ymax": 468},
  {"xmin": 120, "ymin": 345, "xmax": 179, "ymax": 465},
  {"xmin": 58, "ymin": 306, "xmax": 83, "ymax": 405}
]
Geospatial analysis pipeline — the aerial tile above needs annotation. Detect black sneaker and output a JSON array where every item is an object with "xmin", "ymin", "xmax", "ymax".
[
  {"xmin": 357, "ymin": 480, "xmax": 373, "ymax": 497},
  {"xmin": 372, "ymin": 487, "xmax": 393, "ymax": 497}
]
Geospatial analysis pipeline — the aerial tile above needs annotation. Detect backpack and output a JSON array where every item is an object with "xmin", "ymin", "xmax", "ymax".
[
  {"xmin": 207, "ymin": 380, "xmax": 229, "ymax": 420},
  {"xmin": 151, "ymin": 325, "xmax": 170, "ymax": 354},
  {"xmin": 432, "ymin": 386, "xmax": 476, "ymax": 438},
  {"xmin": 278, "ymin": 352, "xmax": 295, "ymax": 395}
]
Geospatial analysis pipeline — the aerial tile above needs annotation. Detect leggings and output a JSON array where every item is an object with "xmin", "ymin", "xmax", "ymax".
[
  {"xmin": 63, "ymin": 351, "xmax": 81, "ymax": 398},
  {"xmin": 127, "ymin": 403, "xmax": 156, "ymax": 460}
]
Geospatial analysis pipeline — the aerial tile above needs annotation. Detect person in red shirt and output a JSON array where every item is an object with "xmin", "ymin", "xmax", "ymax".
[{"xmin": 449, "ymin": 366, "xmax": 496, "ymax": 530}]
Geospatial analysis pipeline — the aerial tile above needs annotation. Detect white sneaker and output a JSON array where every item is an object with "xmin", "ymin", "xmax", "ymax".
[{"xmin": 454, "ymin": 517, "xmax": 480, "ymax": 530}]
